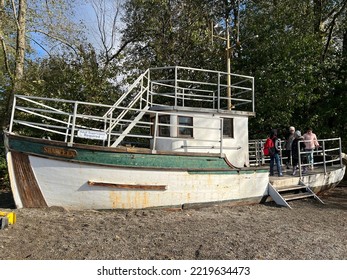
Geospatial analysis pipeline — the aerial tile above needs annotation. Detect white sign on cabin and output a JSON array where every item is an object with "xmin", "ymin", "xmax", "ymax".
[{"xmin": 77, "ymin": 129, "xmax": 107, "ymax": 141}]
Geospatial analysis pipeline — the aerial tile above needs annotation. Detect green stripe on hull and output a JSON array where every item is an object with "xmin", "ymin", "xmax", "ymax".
[
  {"xmin": 188, "ymin": 169, "xmax": 268, "ymax": 174},
  {"xmin": 188, "ymin": 170, "xmax": 239, "ymax": 174},
  {"xmin": 78, "ymin": 150, "xmax": 229, "ymax": 169},
  {"xmin": 9, "ymin": 138, "xmax": 232, "ymax": 170}
]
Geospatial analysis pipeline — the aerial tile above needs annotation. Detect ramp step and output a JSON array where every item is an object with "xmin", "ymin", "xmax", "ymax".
[
  {"xmin": 275, "ymin": 185, "xmax": 306, "ymax": 192},
  {"xmin": 268, "ymin": 181, "xmax": 324, "ymax": 208},
  {"xmin": 282, "ymin": 192, "xmax": 314, "ymax": 201}
]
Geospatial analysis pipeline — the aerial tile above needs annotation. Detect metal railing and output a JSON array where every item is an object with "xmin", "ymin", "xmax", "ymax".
[
  {"xmin": 249, "ymin": 139, "xmax": 285, "ymax": 166},
  {"xmin": 9, "ymin": 95, "xmax": 229, "ymax": 156},
  {"xmin": 249, "ymin": 138, "xmax": 343, "ymax": 177},
  {"xmin": 297, "ymin": 138, "xmax": 343, "ymax": 177},
  {"xmin": 9, "ymin": 66, "xmax": 255, "ymax": 150}
]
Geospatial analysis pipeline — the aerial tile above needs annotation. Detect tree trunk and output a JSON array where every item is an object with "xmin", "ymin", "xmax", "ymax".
[
  {"xmin": 3, "ymin": 0, "xmax": 27, "ymax": 128},
  {"xmin": 342, "ymin": 29, "xmax": 347, "ymax": 83},
  {"xmin": 313, "ymin": 0, "xmax": 322, "ymax": 36},
  {"xmin": 14, "ymin": 0, "xmax": 27, "ymax": 91}
]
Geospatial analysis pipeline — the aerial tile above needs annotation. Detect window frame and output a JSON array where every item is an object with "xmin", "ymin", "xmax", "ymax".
[
  {"xmin": 177, "ymin": 115, "xmax": 193, "ymax": 138},
  {"xmin": 223, "ymin": 118, "xmax": 234, "ymax": 138},
  {"xmin": 157, "ymin": 115, "xmax": 171, "ymax": 137}
]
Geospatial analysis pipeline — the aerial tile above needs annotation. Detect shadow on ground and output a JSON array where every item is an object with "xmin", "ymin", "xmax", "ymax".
[{"xmin": 0, "ymin": 182, "xmax": 15, "ymax": 209}]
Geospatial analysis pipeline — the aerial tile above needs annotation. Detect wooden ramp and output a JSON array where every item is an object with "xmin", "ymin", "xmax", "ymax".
[{"xmin": 268, "ymin": 180, "xmax": 324, "ymax": 209}]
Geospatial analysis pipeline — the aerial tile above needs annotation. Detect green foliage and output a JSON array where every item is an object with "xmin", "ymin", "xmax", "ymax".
[
  {"xmin": 0, "ymin": 132, "xmax": 9, "ymax": 189},
  {"xmin": 23, "ymin": 46, "xmax": 120, "ymax": 104},
  {"xmin": 121, "ymin": 0, "xmax": 223, "ymax": 74},
  {"xmin": 231, "ymin": 0, "xmax": 347, "ymax": 142}
]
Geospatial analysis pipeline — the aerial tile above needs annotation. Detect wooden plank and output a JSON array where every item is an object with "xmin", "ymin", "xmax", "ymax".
[
  {"xmin": 282, "ymin": 193, "xmax": 314, "ymax": 201},
  {"xmin": 88, "ymin": 180, "xmax": 167, "ymax": 190},
  {"xmin": 11, "ymin": 152, "xmax": 47, "ymax": 207},
  {"xmin": 275, "ymin": 185, "xmax": 306, "ymax": 192}
]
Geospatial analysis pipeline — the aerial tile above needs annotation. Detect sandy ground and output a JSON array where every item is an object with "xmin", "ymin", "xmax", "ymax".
[{"xmin": 0, "ymin": 182, "xmax": 346, "ymax": 260}]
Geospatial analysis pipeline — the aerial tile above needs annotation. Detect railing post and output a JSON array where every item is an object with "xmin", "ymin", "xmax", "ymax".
[
  {"xmin": 152, "ymin": 113, "xmax": 159, "ymax": 153},
  {"xmin": 339, "ymin": 137, "xmax": 343, "ymax": 168},
  {"xmin": 258, "ymin": 140, "xmax": 262, "ymax": 166},
  {"xmin": 322, "ymin": 140, "xmax": 327, "ymax": 174},
  {"xmin": 146, "ymin": 70, "xmax": 150, "ymax": 107},
  {"xmin": 69, "ymin": 101, "xmax": 78, "ymax": 146},
  {"xmin": 174, "ymin": 66, "xmax": 178, "ymax": 108},
  {"xmin": 107, "ymin": 112, "xmax": 113, "ymax": 147},
  {"xmin": 298, "ymin": 140, "xmax": 302, "ymax": 178},
  {"xmin": 182, "ymin": 89, "xmax": 185, "ymax": 107},
  {"xmin": 217, "ymin": 73, "xmax": 221, "ymax": 111},
  {"xmin": 149, "ymin": 70, "xmax": 153, "ymax": 106},
  {"xmin": 260, "ymin": 140, "xmax": 265, "ymax": 165},
  {"xmin": 252, "ymin": 77, "xmax": 255, "ymax": 113},
  {"xmin": 140, "ymin": 75, "xmax": 144, "ymax": 110},
  {"xmin": 279, "ymin": 139, "xmax": 283, "ymax": 166},
  {"xmin": 9, "ymin": 95, "xmax": 17, "ymax": 133},
  {"xmin": 220, "ymin": 118, "xmax": 223, "ymax": 157},
  {"xmin": 65, "ymin": 115, "xmax": 72, "ymax": 143}
]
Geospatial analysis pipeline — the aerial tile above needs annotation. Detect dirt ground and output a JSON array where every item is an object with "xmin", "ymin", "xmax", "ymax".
[{"xmin": 0, "ymin": 182, "xmax": 346, "ymax": 260}]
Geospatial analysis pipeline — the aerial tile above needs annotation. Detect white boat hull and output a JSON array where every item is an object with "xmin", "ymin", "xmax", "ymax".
[{"xmin": 26, "ymin": 156, "xmax": 269, "ymax": 209}]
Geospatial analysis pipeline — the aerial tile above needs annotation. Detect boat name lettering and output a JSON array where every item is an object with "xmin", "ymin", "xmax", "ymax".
[{"xmin": 43, "ymin": 146, "xmax": 77, "ymax": 158}]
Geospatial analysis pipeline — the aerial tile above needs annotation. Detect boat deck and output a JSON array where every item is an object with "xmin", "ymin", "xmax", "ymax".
[
  {"xmin": 268, "ymin": 164, "xmax": 345, "ymax": 194},
  {"xmin": 270, "ymin": 165, "xmax": 342, "ymax": 180}
]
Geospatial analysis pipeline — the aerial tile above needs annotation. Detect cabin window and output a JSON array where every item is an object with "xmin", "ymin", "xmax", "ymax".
[
  {"xmin": 178, "ymin": 116, "xmax": 193, "ymax": 138},
  {"xmin": 223, "ymin": 118, "xmax": 234, "ymax": 138},
  {"xmin": 158, "ymin": 115, "xmax": 170, "ymax": 137}
]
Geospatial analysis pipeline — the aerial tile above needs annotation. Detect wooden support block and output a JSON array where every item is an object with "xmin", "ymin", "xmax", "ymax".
[{"xmin": 0, "ymin": 217, "xmax": 9, "ymax": 230}]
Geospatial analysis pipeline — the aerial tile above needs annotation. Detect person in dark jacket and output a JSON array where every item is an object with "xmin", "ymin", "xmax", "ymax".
[
  {"xmin": 269, "ymin": 129, "xmax": 283, "ymax": 177},
  {"xmin": 284, "ymin": 126, "xmax": 295, "ymax": 169},
  {"xmin": 291, "ymin": 130, "xmax": 307, "ymax": 176}
]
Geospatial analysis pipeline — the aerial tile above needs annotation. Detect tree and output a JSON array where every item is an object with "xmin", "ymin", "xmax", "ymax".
[
  {"xmin": 0, "ymin": 0, "xmax": 86, "ymax": 127},
  {"xmin": 234, "ymin": 0, "xmax": 347, "ymax": 142},
  {"xmin": 23, "ymin": 46, "xmax": 121, "ymax": 104},
  {"xmin": 121, "ymin": 0, "xmax": 223, "ymax": 75}
]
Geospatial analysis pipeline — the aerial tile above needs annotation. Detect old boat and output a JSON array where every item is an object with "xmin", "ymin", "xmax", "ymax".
[{"xmin": 3, "ymin": 66, "xmax": 346, "ymax": 209}]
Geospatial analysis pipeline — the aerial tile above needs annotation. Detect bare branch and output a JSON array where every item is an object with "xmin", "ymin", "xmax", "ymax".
[
  {"xmin": 10, "ymin": 0, "xmax": 20, "ymax": 30},
  {"xmin": 30, "ymin": 29, "xmax": 80, "ymax": 56},
  {"xmin": 29, "ymin": 35, "xmax": 52, "ymax": 58},
  {"xmin": 92, "ymin": 0, "xmax": 123, "ymax": 60},
  {"xmin": 92, "ymin": 0, "xmax": 107, "ymax": 53},
  {"xmin": 322, "ymin": 0, "xmax": 347, "ymax": 24},
  {"xmin": 321, "ymin": 1, "xmax": 347, "ymax": 61},
  {"xmin": 107, "ymin": 38, "xmax": 133, "ymax": 64},
  {"xmin": 322, "ymin": 17, "xmax": 336, "ymax": 62}
]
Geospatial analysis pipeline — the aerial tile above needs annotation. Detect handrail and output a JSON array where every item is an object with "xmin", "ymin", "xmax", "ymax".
[
  {"xmin": 102, "ymin": 69, "xmax": 150, "ymax": 118},
  {"xmin": 249, "ymin": 138, "xmax": 343, "ymax": 176},
  {"xmin": 297, "ymin": 138, "xmax": 343, "ymax": 177}
]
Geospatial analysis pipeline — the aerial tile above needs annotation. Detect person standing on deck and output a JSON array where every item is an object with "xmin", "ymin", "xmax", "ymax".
[
  {"xmin": 291, "ymin": 130, "xmax": 307, "ymax": 176},
  {"xmin": 284, "ymin": 126, "xmax": 295, "ymax": 169},
  {"xmin": 303, "ymin": 127, "xmax": 320, "ymax": 170},
  {"xmin": 269, "ymin": 129, "xmax": 283, "ymax": 177}
]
